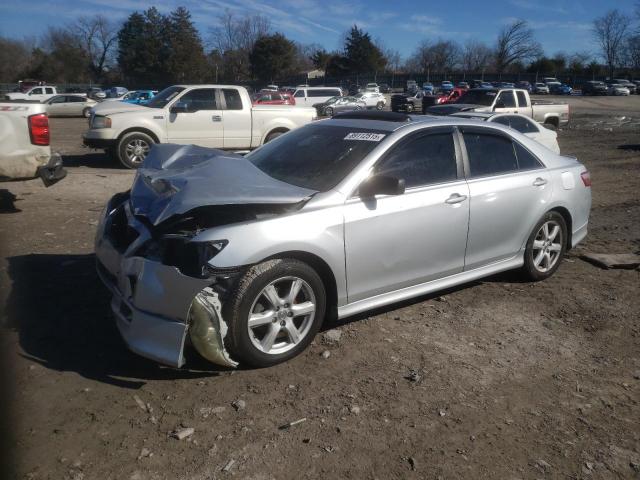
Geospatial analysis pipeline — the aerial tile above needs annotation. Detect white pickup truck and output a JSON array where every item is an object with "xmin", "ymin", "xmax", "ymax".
[
  {"xmin": 84, "ymin": 85, "xmax": 318, "ymax": 168},
  {"xmin": 0, "ymin": 102, "xmax": 66, "ymax": 185},
  {"xmin": 426, "ymin": 88, "xmax": 570, "ymax": 128},
  {"xmin": 4, "ymin": 86, "xmax": 59, "ymax": 102}
]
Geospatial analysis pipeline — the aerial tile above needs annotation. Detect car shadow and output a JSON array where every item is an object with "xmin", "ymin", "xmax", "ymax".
[
  {"xmin": 61, "ymin": 152, "xmax": 121, "ymax": 169},
  {"xmin": 4, "ymin": 254, "xmax": 228, "ymax": 389},
  {"xmin": 0, "ymin": 189, "xmax": 21, "ymax": 213},
  {"xmin": 617, "ymin": 144, "xmax": 640, "ymax": 151}
]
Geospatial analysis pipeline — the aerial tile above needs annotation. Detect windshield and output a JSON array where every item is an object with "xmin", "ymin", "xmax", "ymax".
[
  {"xmin": 325, "ymin": 96, "xmax": 340, "ymax": 105},
  {"xmin": 455, "ymin": 89, "xmax": 497, "ymax": 105},
  {"xmin": 146, "ymin": 86, "xmax": 185, "ymax": 108},
  {"xmin": 247, "ymin": 124, "xmax": 388, "ymax": 191}
]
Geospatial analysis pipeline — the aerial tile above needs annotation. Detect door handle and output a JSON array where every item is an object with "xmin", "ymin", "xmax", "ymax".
[
  {"xmin": 212, "ymin": 115, "xmax": 222, "ymax": 122},
  {"xmin": 533, "ymin": 177, "xmax": 548, "ymax": 187},
  {"xmin": 445, "ymin": 193, "xmax": 468, "ymax": 204}
]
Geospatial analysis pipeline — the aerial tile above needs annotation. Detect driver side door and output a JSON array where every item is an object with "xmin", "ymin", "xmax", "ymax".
[
  {"xmin": 343, "ymin": 128, "xmax": 470, "ymax": 303},
  {"xmin": 166, "ymin": 88, "xmax": 224, "ymax": 148}
]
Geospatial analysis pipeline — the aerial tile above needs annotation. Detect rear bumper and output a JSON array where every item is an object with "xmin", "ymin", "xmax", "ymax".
[{"xmin": 37, "ymin": 153, "xmax": 66, "ymax": 186}]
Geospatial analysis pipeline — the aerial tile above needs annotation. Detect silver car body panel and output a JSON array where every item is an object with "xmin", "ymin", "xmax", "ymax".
[{"xmin": 95, "ymin": 116, "xmax": 591, "ymax": 368}]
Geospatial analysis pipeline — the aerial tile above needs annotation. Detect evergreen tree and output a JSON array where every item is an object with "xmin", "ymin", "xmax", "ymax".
[
  {"xmin": 166, "ymin": 7, "xmax": 207, "ymax": 82},
  {"xmin": 249, "ymin": 33, "xmax": 296, "ymax": 83},
  {"xmin": 343, "ymin": 25, "xmax": 386, "ymax": 75}
]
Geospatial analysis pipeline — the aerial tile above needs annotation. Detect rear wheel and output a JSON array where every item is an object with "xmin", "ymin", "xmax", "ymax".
[
  {"xmin": 376, "ymin": 101, "xmax": 385, "ymax": 110},
  {"xmin": 82, "ymin": 107, "xmax": 92, "ymax": 118},
  {"xmin": 325, "ymin": 107, "xmax": 334, "ymax": 117},
  {"xmin": 521, "ymin": 211, "xmax": 567, "ymax": 281},
  {"xmin": 223, "ymin": 259, "xmax": 326, "ymax": 367},
  {"xmin": 406, "ymin": 103, "xmax": 414, "ymax": 113},
  {"xmin": 264, "ymin": 130, "xmax": 286, "ymax": 143},
  {"xmin": 117, "ymin": 132, "xmax": 155, "ymax": 169}
]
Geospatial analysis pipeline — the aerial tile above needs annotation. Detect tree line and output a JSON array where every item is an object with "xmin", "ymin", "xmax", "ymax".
[{"xmin": 0, "ymin": 6, "xmax": 639, "ymax": 86}]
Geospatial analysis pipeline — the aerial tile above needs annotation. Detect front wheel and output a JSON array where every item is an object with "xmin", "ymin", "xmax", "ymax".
[
  {"xmin": 223, "ymin": 259, "xmax": 326, "ymax": 368},
  {"xmin": 82, "ymin": 107, "xmax": 92, "ymax": 118},
  {"xmin": 521, "ymin": 211, "xmax": 567, "ymax": 281},
  {"xmin": 325, "ymin": 107, "xmax": 334, "ymax": 117},
  {"xmin": 117, "ymin": 132, "xmax": 155, "ymax": 169},
  {"xmin": 376, "ymin": 101, "xmax": 385, "ymax": 110},
  {"xmin": 406, "ymin": 103, "xmax": 414, "ymax": 113}
]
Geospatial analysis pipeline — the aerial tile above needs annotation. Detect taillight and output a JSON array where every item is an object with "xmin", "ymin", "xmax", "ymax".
[
  {"xmin": 28, "ymin": 113, "xmax": 50, "ymax": 146},
  {"xmin": 580, "ymin": 170, "xmax": 591, "ymax": 187}
]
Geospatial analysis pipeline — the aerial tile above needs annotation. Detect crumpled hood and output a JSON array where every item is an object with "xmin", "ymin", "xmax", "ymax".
[
  {"xmin": 92, "ymin": 101, "xmax": 148, "ymax": 116},
  {"xmin": 426, "ymin": 104, "xmax": 484, "ymax": 115},
  {"xmin": 130, "ymin": 144, "xmax": 317, "ymax": 226}
]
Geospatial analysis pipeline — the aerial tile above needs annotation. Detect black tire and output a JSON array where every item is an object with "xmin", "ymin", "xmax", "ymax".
[
  {"xmin": 223, "ymin": 258, "xmax": 326, "ymax": 368},
  {"xmin": 376, "ymin": 101, "xmax": 384, "ymax": 110},
  {"xmin": 406, "ymin": 103, "xmax": 414, "ymax": 113},
  {"xmin": 264, "ymin": 130, "xmax": 286, "ymax": 144},
  {"xmin": 82, "ymin": 107, "xmax": 92, "ymax": 118},
  {"xmin": 117, "ymin": 132, "xmax": 155, "ymax": 169},
  {"xmin": 325, "ymin": 107, "xmax": 334, "ymax": 117},
  {"xmin": 521, "ymin": 211, "xmax": 567, "ymax": 281}
]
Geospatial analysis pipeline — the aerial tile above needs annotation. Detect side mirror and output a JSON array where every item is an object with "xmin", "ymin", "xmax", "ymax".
[
  {"xmin": 170, "ymin": 101, "xmax": 190, "ymax": 114},
  {"xmin": 359, "ymin": 175, "xmax": 405, "ymax": 198}
]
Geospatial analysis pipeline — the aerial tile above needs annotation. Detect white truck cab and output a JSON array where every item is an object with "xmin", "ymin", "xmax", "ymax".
[
  {"xmin": 84, "ymin": 85, "xmax": 317, "ymax": 168},
  {"xmin": 5, "ymin": 86, "xmax": 58, "ymax": 102}
]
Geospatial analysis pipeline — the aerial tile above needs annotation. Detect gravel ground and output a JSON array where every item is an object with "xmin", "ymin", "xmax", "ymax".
[{"xmin": 0, "ymin": 96, "xmax": 639, "ymax": 480}]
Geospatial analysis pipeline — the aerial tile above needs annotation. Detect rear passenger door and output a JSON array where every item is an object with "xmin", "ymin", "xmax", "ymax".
[
  {"xmin": 460, "ymin": 127, "xmax": 552, "ymax": 270},
  {"xmin": 344, "ymin": 129, "xmax": 470, "ymax": 302},
  {"xmin": 220, "ymin": 88, "xmax": 251, "ymax": 149}
]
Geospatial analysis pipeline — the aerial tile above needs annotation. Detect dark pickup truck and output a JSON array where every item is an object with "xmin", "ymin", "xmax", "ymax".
[{"xmin": 390, "ymin": 91, "xmax": 425, "ymax": 112}]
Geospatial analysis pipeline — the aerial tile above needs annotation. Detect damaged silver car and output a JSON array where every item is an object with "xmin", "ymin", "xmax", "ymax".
[{"xmin": 95, "ymin": 111, "xmax": 591, "ymax": 368}]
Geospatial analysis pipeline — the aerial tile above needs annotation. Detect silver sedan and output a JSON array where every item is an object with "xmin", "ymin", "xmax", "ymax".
[
  {"xmin": 45, "ymin": 95, "xmax": 96, "ymax": 118},
  {"xmin": 95, "ymin": 111, "xmax": 592, "ymax": 369}
]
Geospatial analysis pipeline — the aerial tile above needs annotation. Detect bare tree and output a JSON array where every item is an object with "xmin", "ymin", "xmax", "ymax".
[
  {"xmin": 495, "ymin": 20, "xmax": 542, "ymax": 73},
  {"xmin": 73, "ymin": 15, "xmax": 118, "ymax": 81},
  {"xmin": 461, "ymin": 40, "xmax": 492, "ymax": 73},
  {"xmin": 411, "ymin": 39, "xmax": 460, "ymax": 76},
  {"xmin": 209, "ymin": 10, "xmax": 271, "ymax": 81},
  {"xmin": 592, "ymin": 9, "xmax": 631, "ymax": 78}
]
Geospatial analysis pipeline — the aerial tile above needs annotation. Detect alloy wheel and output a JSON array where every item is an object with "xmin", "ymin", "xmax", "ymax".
[
  {"xmin": 532, "ymin": 220, "xmax": 563, "ymax": 273},
  {"xmin": 247, "ymin": 276, "xmax": 316, "ymax": 355},
  {"xmin": 124, "ymin": 139, "xmax": 150, "ymax": 165}
]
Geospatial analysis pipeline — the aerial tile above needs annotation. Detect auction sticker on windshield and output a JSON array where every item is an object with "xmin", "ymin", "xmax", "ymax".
[{"xmin": 344, "ymin": 133, "xmax": 386, "ymax": 141}]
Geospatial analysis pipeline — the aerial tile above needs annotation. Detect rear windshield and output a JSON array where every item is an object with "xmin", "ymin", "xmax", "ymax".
[
  {"xmin": 456, "ymin": 90, "xmax": 497, "ymax": 106},
  {"xmin": 247, "ymin": 124, "xmax": 387, "ymax": 191},
  {"xmin": 146, "ymin": 86, "xmax": 185, "ymax": 108}
]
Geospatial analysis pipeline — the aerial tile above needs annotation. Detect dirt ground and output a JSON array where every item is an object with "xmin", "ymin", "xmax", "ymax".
[{"xmin": 0, "ymin": 96, "xmax": 639, "ymax": 480}]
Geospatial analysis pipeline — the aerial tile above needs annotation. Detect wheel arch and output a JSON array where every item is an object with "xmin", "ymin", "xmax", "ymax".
[
  {"xmin": 261, "ymin": 250, "xmax": 338, "ymax": 323},
  {"xmin": 548, "ymin": 206, "xmax": 573, "ymax": 250},
  {"xmin": 262, "ymin": 127, "xmax": 289, "ymax": 144},
  {"xmin": 117, "ymin": 127, "xmax": 161, "ymax": 144}
]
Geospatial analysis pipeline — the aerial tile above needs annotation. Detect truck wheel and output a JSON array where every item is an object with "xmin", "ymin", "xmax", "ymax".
[
  {"xmin": 117, "ymin": 132, "xmax": 155, "ymax": 169},
  {"xmin": 406, "ymin": 104, "xmax": 414, "ymax": 113},
  {"xmin": 376, "ymin": 102, "xmax": 385, "ymax": 110},
  {"xmin": 265, "ymin": 130, "xmax": 286, "ymax": 144},
  {"xmin": 82, "ymin": 107, "xmax": 92, "ymax": 118}
]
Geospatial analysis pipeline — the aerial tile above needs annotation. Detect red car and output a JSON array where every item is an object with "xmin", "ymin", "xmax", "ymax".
[
  {"xmin": 252, "ymin": 92, "xmax": 295, "ymax": 105},
  {"xmin": 436, "ymin": 87, "xmax": 467, "ymax": 104}
]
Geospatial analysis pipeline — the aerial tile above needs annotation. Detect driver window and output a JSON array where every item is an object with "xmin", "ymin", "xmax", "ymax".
[
  {"xmin": 496, "ymin": 91, "xmax": 516, "ymax": 108},
  {"xmin": 30, "ymin": 88, "xmax": 43, "ymax": 95},
  {"xmin": 177, "ymin": 89, "xmax": 217, "ymax": 111},
  {"xmin": 375, "ymin": 132, "xmax": 458, "ymax": 188}
]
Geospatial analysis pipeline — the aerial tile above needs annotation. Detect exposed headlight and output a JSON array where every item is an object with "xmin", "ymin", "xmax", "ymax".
[
  {"xmin": 92, "ymin": 115, "xmax": 112, "ymax": 129},
  {"xmin": 138, "ymin": 238, "xmax": 228, "ymax": 278}
]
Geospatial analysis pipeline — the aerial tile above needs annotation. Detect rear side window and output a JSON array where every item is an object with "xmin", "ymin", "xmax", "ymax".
[
  {"xmin": 308, "ymin": 89, "xmax": 340, "ymax": 97},
  {"xmin": 294, "ymin": 90, "xmax": 305, "ymax": 98},
  {"xmin": 45, "ymin": 88, "xmax": 54, "ymax": 94},
  {"xmin": 179, "ymin": 88, "xmax": 217, "ymax": 111},
  {"xmin": 463, "ymin": 132, "xmax": 518, "ymax": 177},
  {"xmin": 514, "ymin": 143, "xmax": 543, "ymax": 170},
  {"xmin": 516, "ymin": 91, "xmax": 528, "ymax": 107},
  {"xmin": 376, "ymin": 132, "xmax": 458, "ymax": 188},
  {"xmin": 69, "ymin": 96, "xmax": 84, "ymax": 103},
  {"xmin": 222, "ymin": 89, "xmax": 243, "ymax": 110},
  {"xmin": 507, "ymin": 116, "xmax": 538, "ymax": 133}
]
